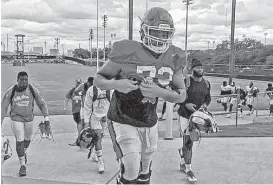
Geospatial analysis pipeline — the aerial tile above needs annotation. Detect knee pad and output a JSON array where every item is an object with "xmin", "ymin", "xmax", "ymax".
[
  {"xmin": 116, "ymin": 163, "xmax": 138, "ymax": 184},
  {"xmin": 16, "ymin": 141, "xmax": 25, "ymax": 157},
  {"xmin": 121, "ymin": 153, "xmax": 141, "ymax": 180}
]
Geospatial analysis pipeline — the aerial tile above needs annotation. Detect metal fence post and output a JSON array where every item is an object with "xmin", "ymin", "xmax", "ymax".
[{"xmin": 165, "ymin": 102, "xmax": 174, "ymax": 140}]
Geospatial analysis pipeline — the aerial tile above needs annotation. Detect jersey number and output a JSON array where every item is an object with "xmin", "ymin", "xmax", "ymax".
[{"xmin": 136, "ymin": 66, "xmax": 173, "ymax": 81}]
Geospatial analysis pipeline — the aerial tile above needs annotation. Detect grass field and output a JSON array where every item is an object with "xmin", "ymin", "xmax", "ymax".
[{"xmin": 1, "ymin": 63, "xmax": 271, "ymax": 116}]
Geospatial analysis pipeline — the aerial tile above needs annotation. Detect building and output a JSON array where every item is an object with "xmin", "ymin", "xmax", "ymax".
[
  {"xmin": 33, "ymin": 47, "xmax": 43, "ymax": 55},
  {"xmin": 50, "ymin": 49, "xmax": 59, "ymax": 56}
]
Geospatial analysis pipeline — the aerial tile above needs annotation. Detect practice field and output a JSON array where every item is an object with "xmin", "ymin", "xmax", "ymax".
[{"xmin": 1, "ymin": 63, "xmax": 271, "ymax": 116}]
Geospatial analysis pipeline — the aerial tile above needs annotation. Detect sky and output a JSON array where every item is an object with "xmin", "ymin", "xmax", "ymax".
[{"xmin": 1, "ymin": 0, "xmax": 273, "ymax": 53}]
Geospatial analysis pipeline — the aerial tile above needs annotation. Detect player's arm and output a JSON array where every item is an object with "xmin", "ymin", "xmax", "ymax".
[
  {"xmin": 83, "ymin": 88, "xmax": 93, "ymax": 124},
  {"xmin": 1, "ymin": 88, "xmax": 12, "ymax": 125},
  {"xmin": 33, "ymin": 87, "xmax": 49, "ymax": 121},
  {"xmin": 64, "ymin": 90, "xmax": 71, "ymax": 110},
  {"xmin": 73, "ymin": 84, "xmax": 84, "ymax": 96},
  {"xmin": 94, "ymin": 60, "xmax": 138, "ymax": 93}
]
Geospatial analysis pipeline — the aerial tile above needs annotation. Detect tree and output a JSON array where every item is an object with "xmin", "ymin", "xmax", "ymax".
[{"xmin": 73, "ymin": 48, "xmax": 90, "ymax": 59}]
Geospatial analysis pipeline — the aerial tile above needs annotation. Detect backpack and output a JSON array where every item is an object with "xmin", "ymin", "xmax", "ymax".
[
  {"xmin": 92, "ymin": 86, "xmax": 111, "ymax": 103},
  {"xmin": 10, "ymin": 84, "xmax": 36, "ymax": 105}
]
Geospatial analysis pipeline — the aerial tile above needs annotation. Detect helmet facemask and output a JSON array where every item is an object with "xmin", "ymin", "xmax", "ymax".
[{"xmin": 141, "ymin": 23, "xmax": 175, "ymax": 54}]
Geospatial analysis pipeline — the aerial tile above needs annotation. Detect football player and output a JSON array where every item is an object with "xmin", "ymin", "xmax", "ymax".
[
  {"xmin": 1, "ymin": 71, "xmax": 50, "ymax": 177},
  {"xmin": 220, "ymin": 81, "xmax": 232, "ymax": 116},
  {"xmin": 94, "ymin": 7, "xmax": 187, "ymax": 184},
  {"xmin": 245, "ymin": 82, "xmax": 259, "ymax": 115}
]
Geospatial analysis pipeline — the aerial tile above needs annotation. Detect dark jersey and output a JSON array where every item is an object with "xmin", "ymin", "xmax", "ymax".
[{"xmin": 107, "ymin": 39, "xmax": 185, "ymax": 128}]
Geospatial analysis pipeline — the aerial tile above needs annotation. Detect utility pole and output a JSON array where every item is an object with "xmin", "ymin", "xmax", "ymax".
[
  {"xmin": 89, "ymin": 29, "xmax": 94, "ymax": 60},
  {"xmin": 207, "ymin": 41, "xmax": 210, "ymax": 50},
  {"xmin": 229, "ymin": 0, "xmax": 236, "ymax": 84},
  {"xmin": 129, "ymin": 0, "xmax": 133, "ymax": 40},
  {"xmin": 102, "ymin": 15, "xmax": 108, "ymax": 61}
]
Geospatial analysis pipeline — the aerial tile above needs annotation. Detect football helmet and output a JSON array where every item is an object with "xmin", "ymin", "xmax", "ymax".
[
  {"xmin": 140, "ymin": 7, "xmax": 175, "ymax": 54},
  {"xmin": 188, "ymin": 109, "xmax": 219, "ymax": 141},
  {"xmin": 76, "ymin": 128, "xmax": 98, "ymax": 159}
]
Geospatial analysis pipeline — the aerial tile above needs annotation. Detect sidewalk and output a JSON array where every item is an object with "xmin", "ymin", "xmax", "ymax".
[{"xmin": 2, "ymin": 133, "xmax": 273, "ymax": 184}]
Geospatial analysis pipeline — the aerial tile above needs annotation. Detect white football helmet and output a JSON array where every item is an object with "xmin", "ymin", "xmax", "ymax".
[{"xmin": 140, "ymin": 7, "xmax": 175, "ymax": 54}]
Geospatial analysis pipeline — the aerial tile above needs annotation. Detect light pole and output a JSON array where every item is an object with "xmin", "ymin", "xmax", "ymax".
[
  {"xmin": 229, "ymin": 0, "xmax": 236, "ymax": 84},
  {"xmin": 129, "ymin": 0, "xmax": 133, "ymax": 40},
  {"xmin": 213, "ymin": 40, "xmax": 215, "ymax": 50},
  {"xmin": 89, "ymin": 29, "xmax": 94, "ymax": 60},
  {"xmin": 182, "ymin": 0, "xmax": 193, "ymax": 66},
  {"xmin": 207, "ymin": 41, "xmax": 210, "ymax": 50},
  {"xmin": 102, "ymin": 14, "xmax": 108, "ymax": 61},
  {"xmin": 96, "ymin": 0, "xmax": 99, "ymax": 71},
  {"xmin": 264, "ymin": 32, "xmax": 268, "ymax": 46}
]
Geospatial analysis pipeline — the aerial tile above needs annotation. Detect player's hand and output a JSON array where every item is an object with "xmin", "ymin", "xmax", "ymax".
[
  {"xmin": 185, "ymin": 103, "xmax": 197, "ymax": 112},
  {"xmin": 139, "ymin": 80, "xmax": 160, "ymax": 98},
  {"xmin": 200, "ymin": 103, "xmax": 207, "ymax": 111},
  {"xmin": 114, "ymin": 79, "xmax": 138, "ymax": 93}
]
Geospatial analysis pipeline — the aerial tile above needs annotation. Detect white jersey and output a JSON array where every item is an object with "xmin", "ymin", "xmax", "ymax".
[
  {"xmin": 230, "ymin": 85, "xmax": 236, "ymax": 94},
  {"xmin": 83, "ymin": 87, "xmax": 113, "ymax": 123},
  {"xmin": 245, "ymin": 85, "xmax": 258, "ymax": 96},
  {"xmin": 221, "ymin": 85, "xmax": 232, "ymax": 95}
]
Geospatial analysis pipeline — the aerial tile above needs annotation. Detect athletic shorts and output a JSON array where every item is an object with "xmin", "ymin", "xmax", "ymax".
[{"xmin": 108, "ymin": 121, "xmax": 158, "ymax": 159}]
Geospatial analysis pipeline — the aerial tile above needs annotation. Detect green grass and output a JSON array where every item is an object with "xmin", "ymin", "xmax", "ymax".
[{"xmin": 1, "ymin": 63, "xmax": 271, "ymax": 115}]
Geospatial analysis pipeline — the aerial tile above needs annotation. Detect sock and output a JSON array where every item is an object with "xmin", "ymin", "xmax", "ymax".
[
  {"xmin": 96, "ymin": 150, "xmax": 103, "ymax": 161},
  {"xmin": 180, "ymin": 157, "xmax": 185, "ymax": 165},
  {"xmin": 185, "ymin": 164, "xmax": 192, "ymax": 172},
  {"xmin": 19, "ymin": 156, "xmax": 26, "ymax": 166},
  {"xmin": 229, "ymin": 104, "xmax": 233, "ymax": 113}
]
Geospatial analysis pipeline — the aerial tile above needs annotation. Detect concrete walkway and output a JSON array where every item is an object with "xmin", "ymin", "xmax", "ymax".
[{"xmin": 1, "ymin": 114, "xmax": 273, "ymax": 184}]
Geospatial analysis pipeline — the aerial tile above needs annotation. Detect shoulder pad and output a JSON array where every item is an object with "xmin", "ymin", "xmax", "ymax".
[{"xmin": 108, "ymin": 39, "xmax": 140, "ymax": 64}]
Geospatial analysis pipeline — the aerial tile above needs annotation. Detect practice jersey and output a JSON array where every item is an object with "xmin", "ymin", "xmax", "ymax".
[
  {"xmin": 1, "ymin": 86, "xmax": 49, "ymax": 122},
  {"xmin": 220, "ymin": 85, "xmax": 232, "ymax": 95},
  {"xmin": 107, "ymin": 39, "xmax": 185, "ymax": 128},
  {"xmin": 245, "ymin": 85, "xmax": 258, "ymax": 96}
]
